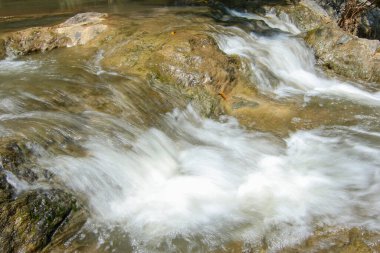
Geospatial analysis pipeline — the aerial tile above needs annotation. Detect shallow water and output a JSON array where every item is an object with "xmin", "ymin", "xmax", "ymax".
[{"xmin": 1, "ymin": 1, "xmax": 380, "ymax": 252}]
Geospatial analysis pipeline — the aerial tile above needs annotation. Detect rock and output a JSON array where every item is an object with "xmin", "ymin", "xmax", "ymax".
[
  {"xmin": 304, "ymin": 24, "xmax": 380, "ymax": 84},
  {"xmin": 358, "ymin": 8, "xmax": 380, "ymax": 40},
  {"xmin": 55, "ymin": 12, "xmax": 108, "ymax": 47},
  {"xmin": 102, "ymin": 23, "xmax": 239, "ymax": 90},
  {"xmin": 315, "ymin": 0, "xmax": 380, "ymax": 40},
  {"xmin": 274, "ymin": 0, "xmax": 332, "ymax": 32},
  {"xmin": 100, "ymin": 13, "xmax": 241, "ymax": 117},
  {"xmin": 4, "ymin": 28, "xmax": 71, "ymax": 56},
  {"xmin": 231, "ymin": 98, "xmax": 259, "ymax": 109},
  {"xmin": 0, "ymin": 138, "xmax": 87, "ymax": 253},
  {"xmin": 0, "ymin": 140, "xmax": 39, "ymax": 183},
  {"xmin": 0, "ymin": 171, "xmax": 14, "ymax": 204},
  {"xmin": 0, "ymin": 189, "xmax": 86, "ymax": 253},
  {"xmin": 275, "ymin": 0, "xmax": 380, "ymax": 84},
  {"xmin": 280, "ymin": 227, "xmax": 380, "ymax": 253},
  {"xmin": 0, "ymin": 39, "xmax": 5, "ymax": 60},
  {"xmin": 148, "ymin": 33, "xmax": 240, "ymax": 90},
  {"xmin": 2, "ymin": 12, "xmax": 107, "ymax": 56}
]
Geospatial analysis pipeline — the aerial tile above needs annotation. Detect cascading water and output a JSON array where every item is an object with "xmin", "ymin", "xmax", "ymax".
[
  {"xmin": 40, "ymin": 105, "xmax": 380, "ymax": 251},
  {"xmin": 1, "ymin": 3, "xmax": 380, "ymax": 253},
  {"xmin": 216, "ymin": 9, "xmax": 380, "ymax": 105}
]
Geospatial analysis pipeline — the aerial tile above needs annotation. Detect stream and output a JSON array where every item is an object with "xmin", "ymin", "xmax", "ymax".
[{"xmin": 0, "ymin": 0, "xmax": 380, "ymax": 252}]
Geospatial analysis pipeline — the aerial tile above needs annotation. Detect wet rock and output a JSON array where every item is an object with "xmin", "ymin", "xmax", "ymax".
[
  {"xmin": 0, "ymin": 39, "xmax": 5, "ymax": 60},
  {"xmin": 4, "ymin": 28, "xmax": 71, "ymax": 56},
  {"xmin": 274, "ymin": 0, "xmax": 332, "ymax": 31},
  {"xmin": 0, "ymin": 189, "xmax": 86, "ymax": 253},
  {"xmin": 149, "ymin": 33, "xmax": 240, "ymax": 90},
  {"xmin": 280, "ymin": 227, "xmax": 380, "ymax": 253},
  {"xmin": 101, "ymin": 13, "xmax": 241, "ymax": 117},
  {"xmin": 231, "ymin": 98, "xmax": 259, "ymax": 109},
  {"xmin": 305, "ymin": 24, "xmax": 380, "ymax": 84},
  {"xmin": 55, "ymin": 12, "xmax": 108, "ymax": 47},
  {"xmin": 276, "ymin": 0, "xmax": 380, "ymax": 84},
  {"xmin": 2, "ymin": 12, "xmax": 107, "ymax": 56},
  {"xmin": 102, "ymin": 22, "xmax": 239, "ymax": 90},
  {"xmin": 0, "ymin": 140, "xmax": 39, "ymax": 183},
  {"xmin": 0, "ymin": 171, "xmax": 14, "ymax": 204}
]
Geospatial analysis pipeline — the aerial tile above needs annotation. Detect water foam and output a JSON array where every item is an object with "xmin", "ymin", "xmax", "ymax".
[
  {"xmin": 0, "ymin": 58, "xmax": 41, "ymax": 74},
  {"xmin": 227, "ymin": 9, "xmax": 300, "ymax": 34},
  {"xmin": 42, "ymin": 106, "xmax": 380, "ymax": 251}
]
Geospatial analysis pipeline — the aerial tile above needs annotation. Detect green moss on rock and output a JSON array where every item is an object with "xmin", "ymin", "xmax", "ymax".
[{"xmin": 0, "ymin": 189, "xmax": 86, "ymax": 253}]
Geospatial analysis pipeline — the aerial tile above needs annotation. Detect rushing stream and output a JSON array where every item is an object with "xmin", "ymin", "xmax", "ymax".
[{"xmin": 0, "ymin": 1, "xmax": 380, "ymax": 252}]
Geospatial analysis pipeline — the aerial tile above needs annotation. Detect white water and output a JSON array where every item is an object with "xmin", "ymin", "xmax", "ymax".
[
  {"xmin": 41, "ymin": 105, "xmax": 380, "ymax": 251},
  {"xmin": 216, "ymin": 11, "xmax": 380, "ymax": 106},
  {"xmin": 0, "ymin": 58, "xmax": 41, "ymax": 74}
]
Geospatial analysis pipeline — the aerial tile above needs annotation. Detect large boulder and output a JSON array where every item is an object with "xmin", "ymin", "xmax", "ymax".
[
  {"xmin": 305, "ymin": 24, "xmax": 380, "ymax": 84},
  {"xmin": 100, "ymin": 13, "xmax": 242, "ymax": 117},
  {"xmin": 2, "ymin": 12, "xmax": 107, "ymax": 57},
  {"xmin": 101, "ymin": 16, "xmax": 240, "ymax": 90}
]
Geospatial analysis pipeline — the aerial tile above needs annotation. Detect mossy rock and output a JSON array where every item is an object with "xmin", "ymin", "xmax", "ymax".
[
  {"xmin": 304, "ymin": 24, "xmax": 380, "ymax": 84},
  {"xmin": 0, "ymin": 171, "xmax": 14, "ymax": 204},
  {"xmin": 0, "ymin": 189, "xmax": 86, "ymax": 253},
  {"xmin": 0, "ymin": 39, "xmax": 6, "ymax": 59},
  {"xmin": 0, "ymin": 140, "xmax": 39, "ymax": 183},
  {"xmin": 280, "ymin": 227, "xmax": 379, "ymax": 253}
]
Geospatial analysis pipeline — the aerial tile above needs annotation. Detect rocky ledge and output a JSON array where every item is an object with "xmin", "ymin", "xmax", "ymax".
[{"xmin": 0, "ymin": 12, "xmax": 108, "ymax": 58}]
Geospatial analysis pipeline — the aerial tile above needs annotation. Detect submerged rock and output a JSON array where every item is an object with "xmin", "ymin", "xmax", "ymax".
[{"xmin": 2, "ymin": 12, "xmax": 107, "ymax": 56}]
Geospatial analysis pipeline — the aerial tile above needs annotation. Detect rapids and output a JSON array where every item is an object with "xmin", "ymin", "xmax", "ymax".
[{"xmin": 0, "ymin": 2, "xmax": 379, "ymax": 252}]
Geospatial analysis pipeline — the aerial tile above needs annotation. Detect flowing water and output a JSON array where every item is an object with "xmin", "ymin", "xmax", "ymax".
[{"xmin": 1, "ymin": 1, "xmax": 380, "ymax": 252}]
